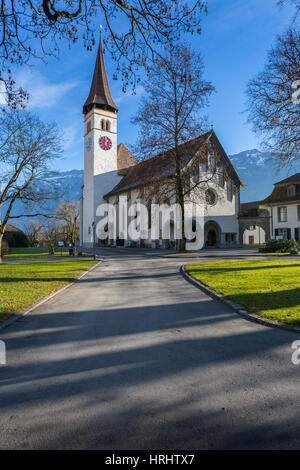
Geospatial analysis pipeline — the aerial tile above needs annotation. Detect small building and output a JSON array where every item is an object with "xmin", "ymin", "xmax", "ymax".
[
  {"xmin": 262, "ymin": 173, "xmax": 300, "ymax": 241},
  {"xmin": 239, "ymin": 201, "xmax": 269, "ymax": 245}
]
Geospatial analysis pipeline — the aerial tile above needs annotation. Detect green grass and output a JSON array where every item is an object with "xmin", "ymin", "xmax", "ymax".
[
  {"xmin": 186, "ymin": 259, "xmax": 300, "ymax": 325},
  {"xmin": 0, "ymin": 259, "xmax": 97, "ymax": 323},
  {"xmin": 263, "ymin": 252, "xmax": 299, "ymax": 256},
  {"xmin": 6, "ymin": 247, "xmax": 89, "ymax": 259}
]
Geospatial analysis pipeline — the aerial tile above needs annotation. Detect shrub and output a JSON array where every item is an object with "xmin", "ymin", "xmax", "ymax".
[
  {"xmin": 1, "ymin": 240, "xmax": 9, "ymax": 259},
  {"xmin": 263, "ymin": 238, "xmax": 299, "ymax": 253},
  {"xmin": 9, "ymin": 231, "xmax": 28, "ymax": 248}
]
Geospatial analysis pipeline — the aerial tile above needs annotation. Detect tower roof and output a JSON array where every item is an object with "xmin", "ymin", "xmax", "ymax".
[{"xmin": 83, "ymin": 37, "xmax": 118, "ymax": 115}]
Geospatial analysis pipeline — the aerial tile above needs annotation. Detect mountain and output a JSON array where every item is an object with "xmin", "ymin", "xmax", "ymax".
[
  {"xmin": 42, "ymin": 169, "xmax": 84, "ymax": 202},
  {"xmin": 3, "ymin": 170, "xmax": 84, "ymax": 230},
  {"xmin": 6, "ymin": 150, "xmax": 299, "ymax": 230},
  {"xmin": 51, "ymin": 151, "xmax": 296, "ymax": 205},
  {"xmin": 228, "ymin": 149, "xmax": 299, "ymax": 203}
]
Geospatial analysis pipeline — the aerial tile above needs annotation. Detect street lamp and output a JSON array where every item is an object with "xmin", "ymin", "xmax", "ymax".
[
  {"xmin": 92, "ymin": 220, "xmax": 96, "ymax": 260},
  {"xmin": 74, "ymin": 214, "xmax": 78, "ymax": 255}
]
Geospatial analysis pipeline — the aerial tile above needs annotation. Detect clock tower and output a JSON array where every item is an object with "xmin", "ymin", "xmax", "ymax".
[{"xmin": 81, "ymin": 36, "xmax": 120, "ymax": 247}]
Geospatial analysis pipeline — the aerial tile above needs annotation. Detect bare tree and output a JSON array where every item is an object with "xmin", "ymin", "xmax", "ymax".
[
  {"xmin": 56, "ymin": 201, "xmax": 79, "ymax": 245},
  {"xmin": 0, "ymin": 0, "xmax": 208, "ymax": 107},
  {"xmin": 132, "ymin": 43, "xmax": 215, "ymax": 250},
  {"xmin": 25, "ymin": 219, "xmax": 44, "ymax": 247},
  {"xmin": 42, "ymin": 220, "xmax": 64, "ymax": 255},
  {"xmin": 277, "ymin": 0, "xmax": 300, "ymax": 23},
  {"xmin": 0, "ymin": 110, "xmax": 62, "ymax": 262},
  {"xmin": 246, "ymin": 28, "xmax": 300, "ymax": 167}
]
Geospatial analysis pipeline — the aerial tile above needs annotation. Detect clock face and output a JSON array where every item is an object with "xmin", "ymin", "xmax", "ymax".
[
  {"xmin": 99, "ymin": 136, "xmax": 112, "ymax": 151},
  {"xmin": 85, "ymin": 137, "xmax": 92, "ymax": 152}
]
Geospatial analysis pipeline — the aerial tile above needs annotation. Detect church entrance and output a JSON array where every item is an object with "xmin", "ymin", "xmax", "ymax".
[
  {"xmin": 204, "ymin": 221, "xmax": 221, "ymax": 248},
  {"xmin": 207, "ymin": 229, "xmax": 217, "ymax": 246}
]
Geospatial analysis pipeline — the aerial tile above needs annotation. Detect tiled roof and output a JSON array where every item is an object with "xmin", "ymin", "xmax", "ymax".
[
  {"xmin": 240, "ymin": 201, "xmax": 263, "ymax": 217},
  {"xmin": 262, "ymin": 185, "xmax": 300, "ymax": 204},
  {"xmin": 104, "ymin": 130, "xmax": 243, "ymax": 198},
  {"xmin": 274, "ymin": 173, "xmax": 300, "ymax": 185},
  {"xmin": 262, "ymin": 172, "xmax": 300, "ymax": 204},
  {"xmin": 240, "ymin": 201, "xmax": 262, "ymax": 211},
  {"xmin": 117, "ymin": 144, "xmax": 138, "ymax": 173},
  {"xmin": 4, "ymin": 224, "xmax": 22, "ymax": 232}
]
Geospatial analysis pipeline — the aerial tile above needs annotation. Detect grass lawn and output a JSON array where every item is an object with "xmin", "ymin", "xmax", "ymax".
[
  {"xmin": 0, "ymin": 259, "xmax": 97, "ymax": 323},
  {"xmin": 186, "ymin": 259, "xmax": 300, "ymax": 325},
  {"xmin": 6, "ymin": 247, "xmax": 89, "ymax": 259},
  {"xmin": 263, "ymin": 252, "xmax": 299, "ymax": 256}
]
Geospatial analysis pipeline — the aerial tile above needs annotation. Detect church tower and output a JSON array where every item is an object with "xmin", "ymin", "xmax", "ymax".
[{"xmin": 80, "ymin": 36, "xmax": 120, "ymax": 247}]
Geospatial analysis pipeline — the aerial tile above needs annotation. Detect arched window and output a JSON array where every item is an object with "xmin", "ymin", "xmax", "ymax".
[
  {"xmin": 101, "ymin": 119, "xmax": 105, "ymax": 130},
  {"xmin": 106, "ymin": 120, "xmax": 111, "ymax": 131}
]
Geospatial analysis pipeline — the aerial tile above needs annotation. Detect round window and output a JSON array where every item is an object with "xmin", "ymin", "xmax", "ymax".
[{"xmin": 205, "ymin": 189, "xmax": 217, "ymax": 206}]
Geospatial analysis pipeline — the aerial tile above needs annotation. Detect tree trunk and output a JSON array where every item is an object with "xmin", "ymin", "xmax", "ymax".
[
  {"xmin": 0, "ymin": 232, "xmax": 3, "ymax": 264},
  {"xmin": 178, "ymin": 190, "xmax": 186, "ymax": 251},
  {"xmin": 175, "ymin": 147, "xmax": 186, "ymax": 251}
]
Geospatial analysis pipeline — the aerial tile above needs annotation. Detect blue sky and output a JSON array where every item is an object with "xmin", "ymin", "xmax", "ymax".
[{"xmin": 12, "ymin": 0, "xmax": 295, "ymax": 171}]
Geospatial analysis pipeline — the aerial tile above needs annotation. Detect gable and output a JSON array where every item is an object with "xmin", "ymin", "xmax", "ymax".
[{"xmin": 104, "ymin": 131, "xmax": 244, "ymax": 199}]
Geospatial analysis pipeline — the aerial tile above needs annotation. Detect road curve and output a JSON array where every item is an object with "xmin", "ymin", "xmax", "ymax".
[{"xmin": 0, "ymin": 249, "xmax": 300, "ymax": 449}]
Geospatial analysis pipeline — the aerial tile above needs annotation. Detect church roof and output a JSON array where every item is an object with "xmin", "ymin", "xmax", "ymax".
[
  {"xmin": 117, "ymin": 144, "xmax": 138, "ymax": 173},
  {"xmin": 104, "ymin": 130, "xmax": 244, "ymax": 198},
  {"xmin": 83, "ymin": 37, "xmax": 118, "ymax": 115}
]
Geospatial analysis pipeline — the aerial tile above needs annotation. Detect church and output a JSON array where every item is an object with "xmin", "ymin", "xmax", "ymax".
[{"xmin": 79, "ymin": 38, "xmax": 245, "ymax": 250}]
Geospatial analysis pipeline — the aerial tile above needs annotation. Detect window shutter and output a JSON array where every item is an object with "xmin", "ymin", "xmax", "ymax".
[
  {"xmin": 295, "ymin": 228, "xmax": 299, "ymax": 242},
  {"xmin": 275, "ymin": 228, "xmax": 279, "ymax": 237},
  {"xmin": 287, "ymin": 228, "xmax": 291, "ymax": 240}
]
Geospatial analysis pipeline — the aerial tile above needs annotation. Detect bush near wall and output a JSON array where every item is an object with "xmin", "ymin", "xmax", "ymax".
[
  {"xmin": 8, "ymin": 231, "xmax": 29, "ymax": 248},
  {"xmin": 261, "ymin": 239, "xmax": 299, "ymax": 253}
]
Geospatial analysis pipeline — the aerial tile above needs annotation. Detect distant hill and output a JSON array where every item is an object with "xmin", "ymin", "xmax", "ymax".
[
  {"xmin": 44, "ymin": 151, "xmax": 297, "ymax": 204},
  {"xmin": 229, "ymin": 149, "xmax": 299, "ymax": 203},
  {"xmin": 5, "ymin": 151, "xmax": 299, "ymax": 229}
]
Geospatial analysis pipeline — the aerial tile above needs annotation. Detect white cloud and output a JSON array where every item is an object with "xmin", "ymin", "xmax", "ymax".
[{"xmin": 15, "ymin": 69, "xmax": 79, "ymax": 109}]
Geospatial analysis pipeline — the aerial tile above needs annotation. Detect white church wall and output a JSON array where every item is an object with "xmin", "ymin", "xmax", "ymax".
[{"xmin": 105, "ymin": 175, "xmax": 241, "ymax": 249}]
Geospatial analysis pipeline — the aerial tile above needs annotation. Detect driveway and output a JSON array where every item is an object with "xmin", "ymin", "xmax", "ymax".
[{"xmin": 0, "ymin": 248, "xmax": 300, "ymax": 449}]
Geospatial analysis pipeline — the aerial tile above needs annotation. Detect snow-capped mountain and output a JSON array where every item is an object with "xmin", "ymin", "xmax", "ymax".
[
  {"xmin": 229, "ymin": 149, "xmax": 298, "ymax": 203},
  {"xmin": 41, "ymin": 169, "xmax": 84, "ymax": 202},
  {"xmin": 48, "ymin": 152, "xmax": 293, "ymax": 205},
  {"xmin": 52, "ymin": 151, "xmax": 296, "ymax": 204},
  {"xmin": 5, "ymin": 150, "xmax": 299, "ymax": 230}
]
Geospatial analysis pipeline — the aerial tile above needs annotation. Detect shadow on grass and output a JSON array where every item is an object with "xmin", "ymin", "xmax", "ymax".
[
  {"xmin": 224, "ymin": 288, "xmax": 300, "ymax": 324},
  {"xmin": 0, "ymin": 277, "xmax": 76, "ymax": 283},
  {"xmin": 188, "ymin": 263, "xmax": 300, "ymax": 274}
]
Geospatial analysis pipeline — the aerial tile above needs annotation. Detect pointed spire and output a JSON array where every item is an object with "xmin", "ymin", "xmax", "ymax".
[{"xmin": 83, "ymin": 34, "xmax": 118, "ymax": 115}]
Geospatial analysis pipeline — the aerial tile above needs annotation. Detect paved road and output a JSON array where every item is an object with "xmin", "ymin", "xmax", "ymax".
[{"xmin": 0, "ymin": 249, "xmax": 300, "ymax": 449}]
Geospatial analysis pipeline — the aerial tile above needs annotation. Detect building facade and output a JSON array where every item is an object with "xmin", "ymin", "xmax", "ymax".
[
  {"xmin": 262, "ymin": 173, "xmax": 300, "ymax": 242},
  {"xmin": 80, "ymin": 38, "xmax": 245, "ymax": 250}
]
